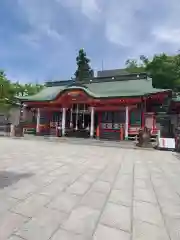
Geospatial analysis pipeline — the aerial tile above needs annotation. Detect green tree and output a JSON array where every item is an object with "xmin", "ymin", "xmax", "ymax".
[
  {"xmin": 0, "ymin": 71, "xmax": 14, "ymax": 112},
  {"xmin": 146, "ymin": 53, "xmax": 180, "ymax": 89},
  {"xmin": 125, "ymin": 58, "xmax": 145, "ymax": 73},
  {"xmin": 13, "ymin": 83, "xmax": 44, "ymax": 97},
  {"xmin": 0, "ymin": 71, "xmax": 44, "ymax": 112},
  {"xmin": 12, "ymin": 82, "xmax": 25, "ymax": 97},
  {"xmin": 74, "ymin": 49, "xmax": 93, "ymax": 81},
  {"xmin": 125, "ymin": 53, "xmax": 180, "ymax": 90}
]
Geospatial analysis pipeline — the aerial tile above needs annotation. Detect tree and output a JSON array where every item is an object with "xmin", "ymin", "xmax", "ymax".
[
  {"xmin": 0, "ymin": 71, "xmax": 14, "ymax": 112},
  {"xmin": 0, "ymin": 70, "xmax": 44, "ymax": 112},
  {"xmin": 74, "ymin": 49, "xmax": 93, "ymax": 81},
  {"xmin": 12, "ymin": 82, "xmax": 25, "ymax": 97},
  {"xmin": 146, "ymin": 54, "xmax": 180, "ymax": 89},
  {"xmin": 125, "ymin": 59, "xmax": 145, "ymax": 73},
  {"xmin": 125, "ymin": 53, "xmax": 180, "ymax": 90},
  {"xmin": 140, "ymin": 55, "xmax": 149, "ymax": 65},
  {"xmin": 13, "ymin": 83, "xmax": 44, "ymax": 97}
]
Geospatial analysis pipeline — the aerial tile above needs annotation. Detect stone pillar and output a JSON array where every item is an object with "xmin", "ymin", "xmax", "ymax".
[
  {"xmin": 62, "ymin": 108, "xmax": 66, "ymax": 136},
  {"xmin": 90, "ymin": 107, "xmax": 95, "ymax": 138},
  {"xmin": 36, "ymin": 108, "xmax": 40, "ymax": 134},
  {"xmin": 125, "ymin": 106, "xmax": 129, "ymax": 140}
]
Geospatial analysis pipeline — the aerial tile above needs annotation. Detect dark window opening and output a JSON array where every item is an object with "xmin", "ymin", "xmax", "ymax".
[{"xmin": 129, "ymin": 109, "xmax": 141, "ymax": 126}]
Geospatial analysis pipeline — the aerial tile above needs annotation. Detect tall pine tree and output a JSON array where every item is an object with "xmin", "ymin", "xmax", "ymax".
[{"xmin": 74, "ymin": 49, "xmax": 93, "ymax": 82}]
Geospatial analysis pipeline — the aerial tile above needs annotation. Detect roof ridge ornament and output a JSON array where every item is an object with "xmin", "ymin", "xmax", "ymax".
[{"xmin": 67, "ymin": 82, "xmax": 88, "ymax": 89}]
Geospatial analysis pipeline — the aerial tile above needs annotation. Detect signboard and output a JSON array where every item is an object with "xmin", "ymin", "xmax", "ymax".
[
  {"xmin": 101, "ymin": 123, "xmax": 121, "ymax": 130},
  {"xmin": 67, "ymin": 91, "xmax": 81, "ymax": 97},
  {"xmin": 158, "ymin": 138, "xmax": 175, "ymax": 149},
  {"xmin": 63, "ymin": 90, "xmax": 90, "ymax": 103}
]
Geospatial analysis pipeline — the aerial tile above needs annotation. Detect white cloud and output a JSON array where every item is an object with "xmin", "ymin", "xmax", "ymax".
[
  {"xmin": 56, "ymin": 0, "xmax": 101, "ymax": 21},
  {"xmin": 17, "ymin": 0, "xmax": 63, "ymax": 45},
  {"xmin": 2, "ymin": 0, "xmax": 180, "ymax": 83},
  {"xmin": 55, "ymin": 0, "xmax": 81, "ymax": 8},
  {"xmin": 63, "ymin": 0, "xmax": 180, "ymax": 54},
  {"xmin": 104, "ymin": 0, "xmax": 180, "ymax": 52},
  {"xmin": 81, "ymin": 0, "xmax": 101, "ymax": 21},
  {"xmin": 153, "ymin": 28, "xmax": 180, "ymax": 44},
  {"xmin": 103, "ymin": 1, "xmax": 145, "ymax": 46}
]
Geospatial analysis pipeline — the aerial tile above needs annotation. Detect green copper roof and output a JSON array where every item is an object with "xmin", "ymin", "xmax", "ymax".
[
  {"xmin": 18, "ymin": 76, "xmax": 170, "ymax": 102},
  {"xmin": 19, "ymin": 86, "xmax": 65, "ymax": 102}
]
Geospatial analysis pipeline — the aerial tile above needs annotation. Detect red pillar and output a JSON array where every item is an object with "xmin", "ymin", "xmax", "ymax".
[{"xmin": 97, "ymin": 111, "xmax": 101, "ymax": 139}]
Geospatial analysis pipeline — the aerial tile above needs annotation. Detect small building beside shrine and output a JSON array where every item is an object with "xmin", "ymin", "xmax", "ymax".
[{"xmin": 17, "ymin": 71, "xmax": 172, "ymax": 141}]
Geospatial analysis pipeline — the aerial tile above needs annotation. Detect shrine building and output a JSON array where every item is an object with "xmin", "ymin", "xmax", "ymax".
[{"xmin": 18, "ymin": 71, "xmax": 172, "ymax": 141}]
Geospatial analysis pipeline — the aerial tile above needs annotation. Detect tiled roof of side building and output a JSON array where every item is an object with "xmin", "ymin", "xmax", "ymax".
[
  {"xmin": 97, "ymin": 68, "xmax": 129, "ymax": 77},
  {"xmin": 172, "ymin": 96, "xmax": 180, "ymax": 102},
  {"xmin": 17, "ymin": 74, "xmax": 171, "ymax": 102}
]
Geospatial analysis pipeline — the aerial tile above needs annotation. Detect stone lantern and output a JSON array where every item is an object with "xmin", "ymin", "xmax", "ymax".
[{"xmin": 136, "ymin": 126, "xmax": 152, "ymax": 148}]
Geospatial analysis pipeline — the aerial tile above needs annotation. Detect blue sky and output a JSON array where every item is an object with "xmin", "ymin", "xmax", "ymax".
[{"xmin": 0, "ymin": 0, "xmax": 180, "ymax": 83}]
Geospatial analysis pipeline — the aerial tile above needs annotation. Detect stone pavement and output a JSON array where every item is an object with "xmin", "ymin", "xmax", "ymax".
[{"xmin": 0, "ymin": 138, "xmax": 180, "ymax": 240}]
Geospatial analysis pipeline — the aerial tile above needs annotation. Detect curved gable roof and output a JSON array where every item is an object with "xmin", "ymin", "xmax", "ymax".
[{"xmin": 17, "ymin": 78, "xmax": 171, "ymax": 102}]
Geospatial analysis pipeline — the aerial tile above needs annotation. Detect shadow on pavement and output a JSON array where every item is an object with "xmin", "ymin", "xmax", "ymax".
[{"xmin": 0, "ymin": 171, "xmax": 33, "ymax": 189}]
